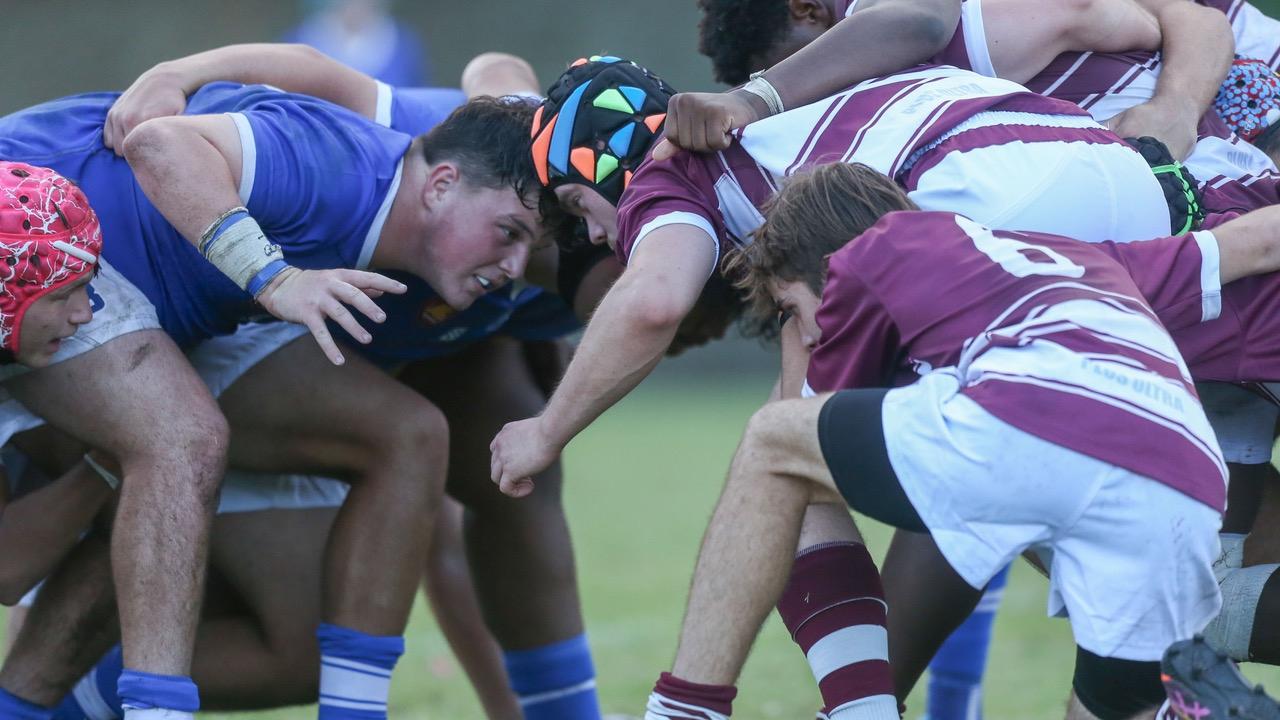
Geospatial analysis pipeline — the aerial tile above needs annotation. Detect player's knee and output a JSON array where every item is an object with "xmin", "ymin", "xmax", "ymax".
[
  {"xmin": 741, "ymin": 402, "xmax": 795, "ymax": 464},
  {"xmin": 122, "ymin": 401, "xmax": 229, "ymax": 508}
]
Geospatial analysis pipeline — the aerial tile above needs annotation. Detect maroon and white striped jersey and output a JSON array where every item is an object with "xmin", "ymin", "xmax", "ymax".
[
  {"xmin": 930, "ymin": 0, "xmax": 1277, "ymax": 183},
  {"xmin": 615, "ymin": 65, "xmax": 1105, "ymax": 266},
  {"xmin": 804, "ymin": 210, "xmax": 1226, "ymax": 511},
  {"xmin": 1200, "ymin": 0, "xmax": 1280, "ymax": 70}
]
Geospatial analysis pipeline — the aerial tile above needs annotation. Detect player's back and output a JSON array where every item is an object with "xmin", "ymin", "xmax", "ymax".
[{"xmin": 811, "ymin": 211, "xmax": 1224, "ymax": 509}]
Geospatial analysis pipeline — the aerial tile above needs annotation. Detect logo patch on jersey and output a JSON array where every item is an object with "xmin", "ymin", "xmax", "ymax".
[{"xmin": 419, "ymin": 298, "xmax": 458, "ymax": 326}]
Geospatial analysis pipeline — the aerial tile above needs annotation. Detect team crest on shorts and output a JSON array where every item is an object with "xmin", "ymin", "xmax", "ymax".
[{"xmin": 419, "ymin": 297, "xmax": 457, "ymax": 326}]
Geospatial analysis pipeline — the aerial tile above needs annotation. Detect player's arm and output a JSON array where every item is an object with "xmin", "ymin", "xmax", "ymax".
[
  {"xmin": 489, "ymin": 225, "xmax": 717, "ymax": 497},
  {"xmin": 105, "ymin": 43, "xmax": 381, "ymax": 152},
  {"xmin": 981, "ymin": 0, "xmax": 1161, "ymax": 82},
  {"xmin": 122, "ymin": 114, "xmax": 406, "ymax": 365},
  {"xmin": 0, "ymin": 459, "xmax": 113, "ymax": 605},
  {"xmin": 654, "ymin": 0, "xmax": 959, "ymax": 160},
  {"xmin": 779, "ymin": 318, "xmax": 812, "ymax": 400},
  {"xmin": 1210, "ymin": 205, "xmax": 1280, "ymax": 284},
  {"xmin": 1107, "ymin": 0, "xmax": 1235, "ymax": 159}
]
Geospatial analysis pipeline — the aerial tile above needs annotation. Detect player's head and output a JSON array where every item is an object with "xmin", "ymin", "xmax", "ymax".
[
  {"xmin": 698, "ymin": 0, "xmax": 840, "ymax": 85},
  {"xmin": 1216, "ymin": 59, "xmax": 1280, "ymax": 145},
  {"xmin": 531, "ymin": 55, "xmax": 675, "ymax": 251},
  {"xmin": 731, "ymin": 162, "xmax": 914, "ymax": 343},
  {"xmin": 0, "ymin": 162, "xmax": 101, "ymax": 367},
  {"xmin": 411, "ymin": 96, "xmax": 564, "ymax": 309}
]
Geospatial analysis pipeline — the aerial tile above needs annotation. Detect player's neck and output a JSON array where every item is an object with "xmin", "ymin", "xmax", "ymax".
[{"xmin": 371, "ymin": 147, "xmax": 428, "ymax": 272}]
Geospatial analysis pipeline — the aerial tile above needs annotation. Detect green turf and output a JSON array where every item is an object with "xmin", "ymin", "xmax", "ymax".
[{"xmin": 7, "ymin": 376, "xmax": 1280, "ymax": 718}]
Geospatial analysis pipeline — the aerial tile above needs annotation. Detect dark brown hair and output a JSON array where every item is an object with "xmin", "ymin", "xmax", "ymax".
[{"xmin": 728, "ymin": 163, "xmax": 917, "ymax": 323}]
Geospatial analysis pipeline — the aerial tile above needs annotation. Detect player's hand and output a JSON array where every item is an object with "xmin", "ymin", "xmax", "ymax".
[
  {"xmin": 1105, "ymin": 99, "xmax": 1198, "ymax": 161},
  {"xmin": 256, "ymin": 267, "xmax": 407, "ymax": 365},
  {"xmin": 651, "ymin": 89, "xmax": 767, "ymax": 162},
  {"xmin": 489, "ymin": 417, "xmax": 562, "ymax": 498},
  {"xmin": 104, "ymin": 65, "xmax": 190, "ymax": 155}
]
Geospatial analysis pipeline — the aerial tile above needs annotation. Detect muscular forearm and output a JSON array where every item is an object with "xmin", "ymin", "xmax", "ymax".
[
  {"xmin": 1149, "ymin": 2, "xmax": 1234, "ymax": 115},
  {"xmin": 538, "ymin": 273, "xmax": 681, "ymax": 447},
  {"xmin": 0, "ymin": 463, "xmax": 110, "ymax": 605},
  {"xmin": 155, "ymin": 43, "xmax": 378, "ymax": 118},
  {"xmin": 762, "ymin": 0, "xmax": 959, "ymax": 110},
  {"xmin": 1215, "ymin": 206, "xmax": 1280, "ymax": 284}
]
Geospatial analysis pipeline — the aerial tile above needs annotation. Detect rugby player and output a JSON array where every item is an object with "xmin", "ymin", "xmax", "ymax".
[
  {"xmin": 488, "ymin": 54, "xmax": 1176, "ymax": 719},
  {"xmin": 0, "ymin": 49, "xmax": 550, "ymax": 717},
  {"xmin": 688, "ymin": 1, "xmax": 1280, "ymax": 709},
  {"xmin": 641, "ymin": 162, "xmax": 1280, "ymax": 720},
  {"xmin": 60, "ymin": 43, "xmax": 624, "ymax": 719}
]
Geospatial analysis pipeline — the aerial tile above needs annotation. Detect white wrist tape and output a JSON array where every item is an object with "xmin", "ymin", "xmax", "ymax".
[
  {"xmin": 743, "ymin": 72, "xmax": 785, "ymax": 116},
  {"xmin": 1203, "ymin": 563, "xmax": 1278, "ymax": 661},
  {"xmin": 199, "ymin": 209, "xmax": 286, "ymax": 294},
  {"xmin": 83, "ymin": 453, "xmax": 120, "ymax": 491}
]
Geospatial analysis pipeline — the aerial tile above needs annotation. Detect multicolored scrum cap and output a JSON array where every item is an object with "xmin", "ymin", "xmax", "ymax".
[
  {"xmin": 0, "ymin": 162, "xmax": 101, "ymax": 355},
  {"xmin": 531, "ymin": 55, "xmax": 676, "ymax": 206},
  {"xmin": 1215, "ymin": 58, "xmax": 1280, "ymax": 141}
]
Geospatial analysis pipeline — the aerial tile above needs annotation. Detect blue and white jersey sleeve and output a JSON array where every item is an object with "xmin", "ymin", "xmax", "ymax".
[
  {"xmin": 386, "ymin": 84, "xmax": 466, "ymax": 135},
  {"xmin": 187, "ymin": 82, "xmax": 413, "ymax": 271}
]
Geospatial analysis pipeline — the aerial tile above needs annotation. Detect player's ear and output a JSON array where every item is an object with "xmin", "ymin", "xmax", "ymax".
[
  {"xmin": 788, "ymin": 0, "xmax": 833, "ymax": 26},
  {"xmin": 422, "ymin": 161, "xmax": 461, "ymax": 207}
]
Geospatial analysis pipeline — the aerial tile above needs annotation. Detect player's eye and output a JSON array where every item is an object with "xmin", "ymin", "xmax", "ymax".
[{"xmin": 777, "ymin": 308, "xmax": 793, "ymax": 328}]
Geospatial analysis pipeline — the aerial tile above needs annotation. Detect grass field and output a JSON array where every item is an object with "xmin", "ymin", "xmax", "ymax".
[{"xmin": 7, "ymin": 372, "xmax": 1280, "ymax": 718}]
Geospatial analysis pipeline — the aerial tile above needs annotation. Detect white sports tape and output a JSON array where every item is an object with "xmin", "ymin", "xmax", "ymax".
[
  {"xmin": 203, "ymin": 215, "xmax": 283, "ymax": 292},
  {"xmin": 1203, "ymin": 563, "xmax": 1278, "ymax": 661}
]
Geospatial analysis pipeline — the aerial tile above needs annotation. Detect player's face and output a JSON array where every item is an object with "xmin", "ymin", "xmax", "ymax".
[
  {"xmin": 768, "ymin": 278, "xmax": 822, "ymax": 350},
  {"xmin": 554, "ymin": 185, "xmax": 618, "ymax": 251},
  {"xmin": 18, "ymin": 276, "xmax": 94, "ymax": 367},
  {"xmin": 421, "ymin": 183, "xmax": 541, "ymax": 310}
]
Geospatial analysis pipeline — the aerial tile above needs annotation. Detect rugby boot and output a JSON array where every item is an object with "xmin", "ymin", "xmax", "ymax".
[{"xmin": 1161, "ymin": 636, "xmax": 1280, "ymax": 719}]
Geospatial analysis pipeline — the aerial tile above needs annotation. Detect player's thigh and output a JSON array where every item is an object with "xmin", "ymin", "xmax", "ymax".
[
  {"xmin": 397, "ymin": 337, "xmax": 554, "ymax": 498},
  {"xmin": 739, "ymin": 394, "xmax": 844, "ymax": 505},
  {"xmin": 6, "ymin": 329, "xmax": 225, "ymax": 460},
  {"xmin": 217, "ymin": 335, "xmax": 446, "ymax": 475}
]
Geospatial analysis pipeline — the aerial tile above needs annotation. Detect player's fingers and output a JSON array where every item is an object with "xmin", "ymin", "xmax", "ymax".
[
  {"xmin": 103, "ymin": 115, "xmax": 118, "ymax": 153},
  {"xmin": 305, "ymin": 316, "xmax": 346, "ymax": 366},
  {"xmin": 490, "ymin": 444, "xmax": 504, "ymax": 482},
  {"xmin": 323, "ymin": 299, "xmax": 372, "ymax": 344},
  {"xmin": 710, "ymin": 112, "xmax": 735, "ymax": 150},
  {"xmin": 340, "ymin": 269, "xmax": 407, "ymax": 295},
  {"xmin": 651, "ymin": 138, "xmax": 678, "ymax": 162},
  {"xmin": 335, "ymin": 282, "xmax": 387, "ymax": 323}
]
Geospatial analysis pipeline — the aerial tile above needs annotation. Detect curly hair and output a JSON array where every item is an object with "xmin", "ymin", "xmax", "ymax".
[{"xmin": 697, "ymin": 0, "xmax": 792, "ymax": 85}]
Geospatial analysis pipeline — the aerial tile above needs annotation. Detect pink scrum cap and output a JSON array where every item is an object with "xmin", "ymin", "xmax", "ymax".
[{"xmin": 0, "ymin": 162, "xmax": 102, "ymax": 354}]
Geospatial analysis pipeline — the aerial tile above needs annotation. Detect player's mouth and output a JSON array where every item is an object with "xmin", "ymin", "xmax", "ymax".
[{"xmin": 473, "ymin": 274, "xmax": 494, "ymax": 292}]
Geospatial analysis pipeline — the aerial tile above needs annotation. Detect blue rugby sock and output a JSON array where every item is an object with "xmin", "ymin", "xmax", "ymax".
[
  {"xmin": 925, "ymin": 564, "xmax": 1010, "ymax": 720},
  {"xmin": 116, "ymin": 669, "xmax": 198, "ymax": 720},
  {"xmin": 317, "ymin": 623, "xmax": 404, "ymax": 720},
  {"xmin": 0, "ymin": 688, "xmax": 54, "ymax": 720},
  {"xmin": 503, "ymin": 634, "xmax": 600, "ymax": 720},
  {"xmin": 53, "ymin": 645, "xmax": 123, "ymax": 720}
]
